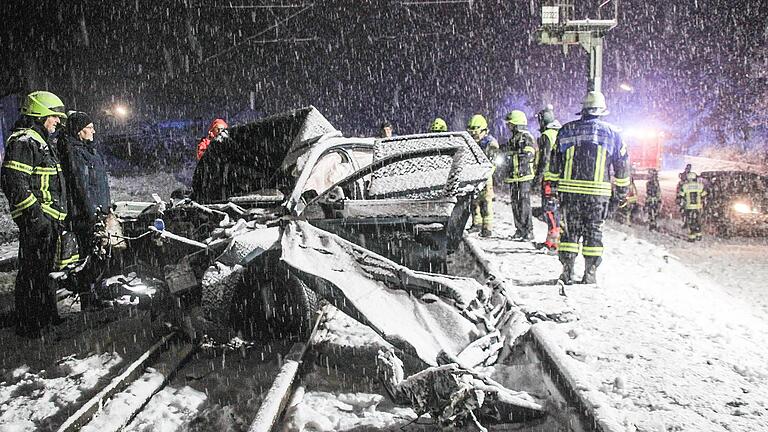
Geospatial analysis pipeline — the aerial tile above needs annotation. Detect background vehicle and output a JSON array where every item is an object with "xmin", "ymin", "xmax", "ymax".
[
  {"xmin": 624, "ymin": 129, "xmax": 663, "ymax": 179},
  {"xmin": 699, "ymin": 170, "xmax": 768, "ymax": 237}
]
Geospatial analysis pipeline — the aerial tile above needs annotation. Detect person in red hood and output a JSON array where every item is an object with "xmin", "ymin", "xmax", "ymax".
[{"xmin": 196, "ymin": 118, "xmax": 229, "ymax": 160}]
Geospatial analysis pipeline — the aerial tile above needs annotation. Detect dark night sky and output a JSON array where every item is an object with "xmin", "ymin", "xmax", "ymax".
[{"xmin": 1, "ymin": 0, "xmax": 766, "ymax": 145}]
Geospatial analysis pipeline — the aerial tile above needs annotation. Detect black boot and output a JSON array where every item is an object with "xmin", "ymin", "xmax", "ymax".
[
  {"xmin": 558, "ymin": 255, "xmax": 576, "ymax": 285},
  {"xmin": 582, "ymin": 256, "xmax": 602, "ymax": 284}
]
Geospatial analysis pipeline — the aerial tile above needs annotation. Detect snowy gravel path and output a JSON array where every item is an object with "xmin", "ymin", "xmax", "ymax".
[{"xmin": 477, "ymin": 203, "xmax": 768, "ymax": 431}]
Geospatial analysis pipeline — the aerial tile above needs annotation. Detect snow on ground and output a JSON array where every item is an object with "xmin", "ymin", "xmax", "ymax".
[
  {"xmin": 0, "ymin": 352, "xmax": 122, "ymax": 430},
  {"xmin": 282, "ymin": 387, "xmax": 417, "ymax": 432},
  {"xmin": 477, "ymin": 203, "xmax": 768, "ymax": 431},
  {"xmin": 108, "ymin": 172, "xmax": 189, "ymax": 203},
  {"xmin": 82, "ymin": 367, "xmax": 206, "ymax": 432},
  {"xmin": 81, "ymin": 370, "xmax": 167, "ymax": 432},
  {"xmin": 283, "ymin": 307, "xmax": 420, "ymax": 431},
  {"xmin": 124, "ymin": 384, "xmax": 206, "ymax": 431}
]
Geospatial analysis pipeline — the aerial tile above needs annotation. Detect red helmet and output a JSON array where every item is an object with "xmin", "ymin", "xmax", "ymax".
[{"xmin": 208, "ymin": 118, "xmax": 228, "ymax": 137}]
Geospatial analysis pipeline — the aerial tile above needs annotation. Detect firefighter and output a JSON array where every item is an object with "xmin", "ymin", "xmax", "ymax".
[
  {"xmin": 503, "ymin": 110, "xmax": 536, "ymax": 241},
  {"xmin": 676, "ymin": 163, "xmax": 692, "ymax": 228},
  {"xmin": 535, "ymin": 105, "xmax": 562, "ymax": 250},
  {"xmin": 547, "ymin": 91, "xmax": 630, "ymax": 284},
  {"xmin": 678, "ymin": 171, "xmax": 707, "ymax": 241},
  {"xmin": 645, "ymin": 168, "xmax": 661, "ymax": 230},
  {"xmin": 430, "ymin": 117, "xmax": 448, "ymax": 132},
  {"xmin": 617, "ymin": 177, "xmax": 639, "ymax": 224},
  {"xmin": 1, "ymin": 91, "xmax": 69, "ymax": 336},
  {"xmin": 196, "ymin": 118, "xmax": 228, "ymax": 161},
  {"xmin": 467, "ymin": 114, "xmax": 499, "ymax": 237}
]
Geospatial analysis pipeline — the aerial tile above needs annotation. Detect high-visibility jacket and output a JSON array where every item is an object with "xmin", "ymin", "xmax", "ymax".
[
  {"xmin": 1, "ymin": 126, "xmax": 68, "ymax": 222},
  {"xmin": 535, "ymin": 126, "xmax": 559, "ymax": 185},
  {"xmin": 504, "ymin": 130, "xmax": 536, "ymax": 183},
  {"xmin": 546, "ymin": 116, "xmax": 630, "ymax": 200},
  {"xmin": 477, "ymin": 134, "xmax": 499, "ymax": 197},
  {"xmin": 679, "ymin": 179, "xmax": 706, "ymax": 210}
]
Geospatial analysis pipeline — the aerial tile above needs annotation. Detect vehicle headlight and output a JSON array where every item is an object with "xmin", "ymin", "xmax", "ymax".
[{"xmin": 732, "ymin": 201, "xmax": 756, "ymax": 214}]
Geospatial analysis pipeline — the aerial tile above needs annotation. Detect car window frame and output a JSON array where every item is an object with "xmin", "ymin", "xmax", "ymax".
[{"xmin": 297, "ymin": 145, "xmax": 463, "ymax": 216}]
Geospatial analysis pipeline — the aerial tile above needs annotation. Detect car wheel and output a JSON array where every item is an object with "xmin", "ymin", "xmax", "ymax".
[
  {"xmin": 274, "ymin": 273, "xmax": 319, "ymax": 339},
  {"xmin": 230, "ymin": 263, "xmax": 318, "ymax": 341}
]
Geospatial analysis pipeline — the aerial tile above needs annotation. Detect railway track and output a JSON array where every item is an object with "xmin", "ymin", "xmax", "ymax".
[
  {"xmin": 4, "ymin": 233, "xmax": 619, "ymax": 431},
  {"xmin": 51, "ymin": 312, "xmax": 325, "ymax": 432}
]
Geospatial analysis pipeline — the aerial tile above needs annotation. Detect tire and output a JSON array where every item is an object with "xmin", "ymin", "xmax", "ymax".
[
  {"xmin": 201, "ymin": 248, "xmax": 319, "ymax": 341},
  {"xmin": 277, "ymin": 275, "xmax": 319, "ymax": 339},
  {"xmin": 231, "ymin": 262, "xmax": 318, "ymax": 341}
]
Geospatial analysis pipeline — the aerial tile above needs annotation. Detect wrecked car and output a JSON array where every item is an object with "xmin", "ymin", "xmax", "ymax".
[
  {"xmin": 113, "ymin": 106, "xmax": 496, "ymax": 345},
  {"xmin": 106, "ymin": 107, "xmax": 547, "ymax": 425}
]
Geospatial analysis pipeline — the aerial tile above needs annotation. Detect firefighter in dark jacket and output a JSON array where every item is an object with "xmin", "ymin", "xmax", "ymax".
[
  {"xmin": 0, "ymin": 91, "xmax": 68, "ymax": 336},
  {"xmin": 503, "ymin": 110, "xmax": 536, "ymax": 241},
  {"xmin": 645, "ymin": 168, "xmax": 661, "ymax": 230},
  {"xmin": 535, "ymin": 105, "xmax": 562, "ymax": 250},
  {"xmin": 676, "ymin": 163, "xmax": 692, "ymax": 228},
  {"xmin": 547, "ymin": 91, "xmax": 630, "ymax": 284},
  {"xmin": 57, "ymin": 111, "xmax": 111, "ymax": 277},
  {"xmin": 677, "ymin": 171, "xmax": 707, "ymax": 241}
]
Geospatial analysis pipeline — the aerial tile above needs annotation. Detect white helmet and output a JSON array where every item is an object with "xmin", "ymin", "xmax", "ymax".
[{"xmin": 579, "ymin": 91, "xmax": 609, "ymax": 116}]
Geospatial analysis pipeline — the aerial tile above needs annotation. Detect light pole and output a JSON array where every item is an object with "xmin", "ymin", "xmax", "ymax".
[{"xmin": 536, "ymin": 1, "xmax": 618, "ymax": 93}]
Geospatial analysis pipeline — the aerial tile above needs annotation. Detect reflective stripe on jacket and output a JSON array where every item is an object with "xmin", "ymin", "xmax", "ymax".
[
  {"xmin": 536, "ymin": 128, "xmax": 558, "ymax": 183},
  {"xmin": 679, "ymin": 180, "xmax": 706, "ymax": 210},
  {"xmin": 504, "ymin": 130, "xmax": 536, "ymax": 183},
  {"xmin": 547, "ymin": 116, "xmax": 630, "ymax": 199},
  {"xmin": 1, "ymin": 127, "xmax": 67, "ymax": 221}
]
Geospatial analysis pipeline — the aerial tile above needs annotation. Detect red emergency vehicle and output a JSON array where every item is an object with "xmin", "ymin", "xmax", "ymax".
[{"xmin": 624, "ymin": 129, "xmax": 663, "ymax": 177}]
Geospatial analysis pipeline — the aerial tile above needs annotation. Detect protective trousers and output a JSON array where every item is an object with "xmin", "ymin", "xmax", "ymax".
[
  {"xmin": 15, "ymin": 217, "xmax": 60, "ymax": 336},
  {"xmin": 509, "ymin": 181, "xmax": 533, "ymax": 236},
  {"xmin": 684, "ymin": 209, "xmax": 702, "ymax": 241},
  {"xmin": 558, "ymin": 198, "xmax": 608, "ymax": 283},
  {"xmin": 646, "ymin": 200, "xmax": 660, "ymax": 230},
  {"xmin": 472, "ymin": 177, "xmax": 494, "ymax": 231}
]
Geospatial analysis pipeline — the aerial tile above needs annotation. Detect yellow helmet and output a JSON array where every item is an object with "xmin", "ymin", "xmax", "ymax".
[
  {"xmin": 505, "ymin": 110, "xmax": 528, "ymax": 126},
  {"xmin": 21, "ymin": 91, "xmax": 67, "ymax": 118},
  {"xmin": 466, "ymin": 114, "xmax": 488, "ymax": 132},
  {"xmin": 430, "ymin": 117, "xmax": 448, "ymax": 132}
]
